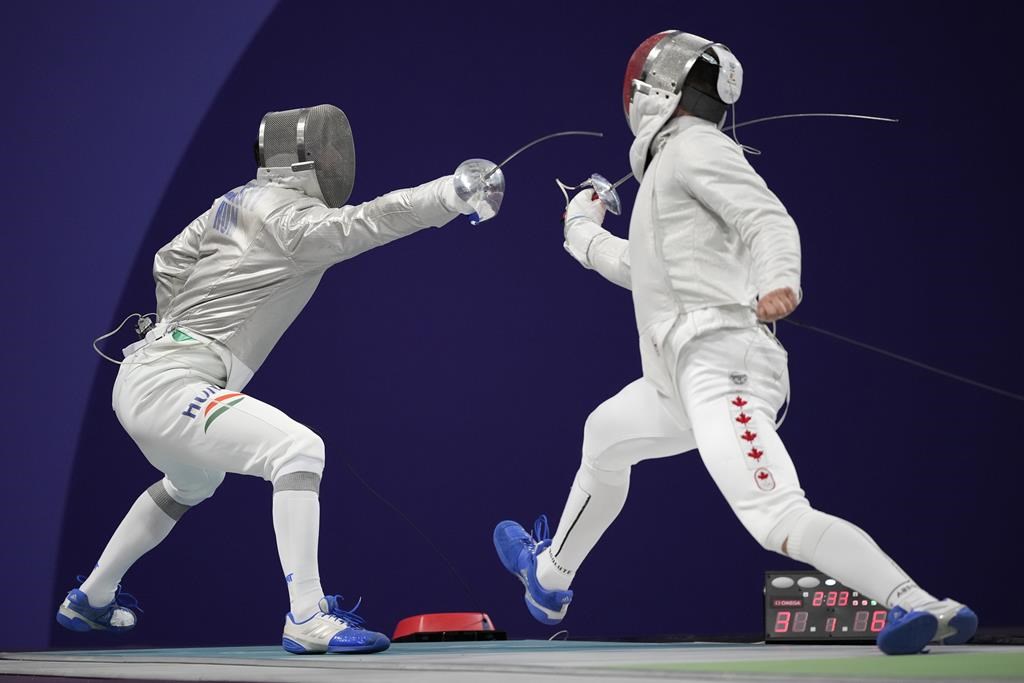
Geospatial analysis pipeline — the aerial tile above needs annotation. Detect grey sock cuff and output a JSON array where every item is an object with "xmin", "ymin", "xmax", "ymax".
[
  {"xmin": 273, "ymin": 471, "xmax": 321, "ymax": 494},
  {"xmin": 146, "ymin": 481, "xmax": 190, "ymax": 521}
]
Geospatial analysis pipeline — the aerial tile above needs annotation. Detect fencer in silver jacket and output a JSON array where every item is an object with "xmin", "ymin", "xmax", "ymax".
[{"xmin": 153, "ymin": 166, "xmax": 468, "ymax": 390}]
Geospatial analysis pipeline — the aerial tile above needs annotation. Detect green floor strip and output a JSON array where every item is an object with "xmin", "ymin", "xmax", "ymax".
[{"xmin": 627, "ymin": 652, "xmax": 1024, "ymax": 679}]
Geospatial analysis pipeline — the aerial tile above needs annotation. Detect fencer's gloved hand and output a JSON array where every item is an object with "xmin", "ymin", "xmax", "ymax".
[
  {"xmin": 562, "ymin": 189, "xmax": 615, "ymax": 270},
  {"xmin": 564, "ymin": 189, "xmax": 607, "ymax": 234}
]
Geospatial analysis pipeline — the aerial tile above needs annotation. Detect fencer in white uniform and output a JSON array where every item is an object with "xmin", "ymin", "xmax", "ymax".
[
  {"xmin": 57, "ymin": 105, "xmax": 493, "ymax": 654},
  {"xmin": 493, "ymin": 32, "xmax": 977, "ymax": 656}
]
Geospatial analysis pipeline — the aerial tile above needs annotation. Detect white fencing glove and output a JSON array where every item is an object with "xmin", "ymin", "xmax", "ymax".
[
  {"xmin": 564, "ymin": 189, "xmax": 606, "ymax": 230},
  {"xmin": 563, "ymin": 189, "xmax": 608, "ymax": 267}
]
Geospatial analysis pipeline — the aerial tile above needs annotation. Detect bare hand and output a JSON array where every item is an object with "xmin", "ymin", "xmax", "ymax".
[{"xmin": 757, "ymin": 287, "xmax": 799, "ymax": 322}]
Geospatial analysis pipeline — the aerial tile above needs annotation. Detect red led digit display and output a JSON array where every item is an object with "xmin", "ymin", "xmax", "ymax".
[
  {"xmin": 812, "ymin": 591, "xmax": 824, "ymax": 607},
  {"xmin": 838, "ymin": 591, "xmax": 849, "ymax": 607},
  {"xmin": 774, "ymin": 611, "xmax": 792, "ymax": 633},
  {"xmin": 793, "ymin": 611, "xmax": 808, "ymax": 633},
  {"xmin": 870, "ymin": 610, "xmax": 887, "ymax": 632},
  {"xmin": 826, "ymin": 591, "xmax": 838, "ymax": 607},
  {"xmin": 825, "ymin": 617, "xmax": 837, "ymax": 633},
  {"xmin": 854, "ymin": 610, "xmax": 869, "ymax": 632}
]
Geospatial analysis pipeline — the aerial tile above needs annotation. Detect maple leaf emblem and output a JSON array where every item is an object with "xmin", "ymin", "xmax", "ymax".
[
  {"xmin": 732, "ymin": 396, "xmax": 748, "ymax": 407},
  {"xmin": 736, "ymin": 413, "xmax": 752, "ymax": 425},
  {"xmin": 747, "ymin": 448, "xmax": 764, "ymax": 460},
  {"xmin": 741, "ymin": 430, "xmax": 757, "ymax": 442},
  {"xmin": 757, "ymin": 471, "xmax": 770, "ymax": 480}
]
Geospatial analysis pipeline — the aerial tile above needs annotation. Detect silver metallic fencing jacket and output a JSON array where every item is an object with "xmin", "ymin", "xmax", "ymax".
[
  {"xmin": 149, "ymin": 167, "xmax": 460, "ymax": 390},
  {"xmin": 564, "ymin": 115, "xmax": 801, "ymax": 395}
]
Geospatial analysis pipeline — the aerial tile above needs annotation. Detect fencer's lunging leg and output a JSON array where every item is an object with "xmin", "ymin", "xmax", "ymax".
[
  {"xmin": 679, "ymin": 328, "xmax": 939, "ymax": 610},
  {"xmin": 777, "ymin": 507, "xmax": 937, "ymax": 608},
  {"xmin": 690, "ymin": 399, "xmax": 938, "ymax": 608},
  {"xmin": 536, "ymin": 379, "xmax": 695, "ymax": 591},
  {"xmin": 79, "ymin": 479, "xmax": 209, "ymax": 607}
]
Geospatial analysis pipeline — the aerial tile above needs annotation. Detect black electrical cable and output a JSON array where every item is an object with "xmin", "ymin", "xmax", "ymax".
[
  {"xmin": 340, "ymin": 455, "xmax": 482, "ymax": 608},
  {"xmin": 781, "ymin": 317, "xmax": 1023, "ymax": 402}
]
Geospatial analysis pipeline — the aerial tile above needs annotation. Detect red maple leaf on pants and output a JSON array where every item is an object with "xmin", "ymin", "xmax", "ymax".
[
  {"xmin": 741, "ymin": 430, "xmax": 757, "ymax": 442},
  {"xmin": 736, "ymin": 413, "xmax": 752, "ymax": 425},
  {"xmin": 757, "ymin": 471, "xmax": 771, "ymax": 480},
  {"xmin": 732, "ymin": 396, "xmax": 748, "ymax": 407},
  {"xmin": 747, "ymin": 448, "xmax": 764, "ymax": 460}
]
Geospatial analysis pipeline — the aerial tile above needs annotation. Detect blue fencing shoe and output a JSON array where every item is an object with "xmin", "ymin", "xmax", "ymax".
[
  {"xmin": 493, "ymin": 515, "xmax": 573, "ymax": 625},
  {"xmin": 876, "ymin": 606, "xmax": 938, "ymax": 655},
  {"xmin": 55, "ymin": 583, "xmax": 141, "ymax": 633},
  {"xmin": 282, "ymin": 595, "xmax": 390, "ymax": 655}
]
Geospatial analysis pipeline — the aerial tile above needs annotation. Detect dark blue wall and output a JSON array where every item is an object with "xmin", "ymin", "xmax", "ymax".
[{"xmin": 2, "ymin": 1, "xmax": 1018, "ymax": 651}]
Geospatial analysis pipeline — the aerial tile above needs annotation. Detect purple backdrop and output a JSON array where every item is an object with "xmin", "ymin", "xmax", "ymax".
[{"xmin": 2, "ymin": 1, "xmax": 1018, "ymax": 651}]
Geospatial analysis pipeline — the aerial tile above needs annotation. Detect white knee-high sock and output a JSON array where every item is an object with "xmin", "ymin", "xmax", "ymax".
[
  {"xmin": 536, "ymin": 463, "xmax": 629, "ymax": 592},
  {"xmin": 80, "ymin": 488, "xmax": 180, "ymax": 607},
  {"xmin": 786, "ymin": 510, "xmax": 937, "ymax": 609},
  {"xmin": 273, "ymin": 489, "xmax": 324, "ymax": 620}
]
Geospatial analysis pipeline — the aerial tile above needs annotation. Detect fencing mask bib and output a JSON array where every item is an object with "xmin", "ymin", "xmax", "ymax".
[{"xmin": 258, "ymin": 104, "xmax": 356, "ymax": 208}]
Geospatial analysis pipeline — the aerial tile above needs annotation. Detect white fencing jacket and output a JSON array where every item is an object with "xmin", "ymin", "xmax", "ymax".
[
  {"xmin": 565, "ymin": 115, "xmax": 801, "ymax": 394},
  {"xmin": 150, "ymin": 168, "xmax": 460, "ymax": 390}
]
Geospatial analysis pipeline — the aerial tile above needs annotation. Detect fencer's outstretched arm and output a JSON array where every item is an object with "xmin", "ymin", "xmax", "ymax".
[
  {"xmin": 153, "ymin": 211, "xmax": 210, "ymax": 319},
  {"xmin": 562, "ymin": 191, "xmax": 631, "ymax": 290},
  {"xmin": 275, "ymin": 176, "xmax": 470, "ymax": 268},
  {"xmin": 676, "ymin": 127, "xmax": 802, "ymax": 299}
]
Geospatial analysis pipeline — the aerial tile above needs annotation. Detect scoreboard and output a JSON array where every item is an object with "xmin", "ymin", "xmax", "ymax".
[{"xmin": 764, "ymin": 571, "xmax": 888, "ymax": 642}]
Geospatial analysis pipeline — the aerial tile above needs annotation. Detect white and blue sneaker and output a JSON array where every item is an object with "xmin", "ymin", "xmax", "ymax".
[
  {"xmin": 493, "ymin": 515, "xmax": 573, "ymax": 625},
  {"xmin": 877, "ymin": 599, "xmax": 978, "ymax": 655},
  {"xmin": 282, "ymin": 595, "xmax": 390, "ymax": 655},
  {"xmin": 55, "ymin": 583, "xmax": 141, "ymax": 633}
]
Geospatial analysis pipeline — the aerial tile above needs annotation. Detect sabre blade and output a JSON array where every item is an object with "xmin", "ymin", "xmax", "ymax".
[
  {"xmin": 484, "ymin": 130, "xmax": 604, "ymax": 179},
  {"xmin": 725, "ymin": 112, "xmax": 899, "ymax": 132},
  {"xmin": 602, "ymin": 113, "xmax": 897, "ymax": 190}
]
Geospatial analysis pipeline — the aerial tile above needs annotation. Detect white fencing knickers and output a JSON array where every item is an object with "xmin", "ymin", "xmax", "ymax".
[
  {"xmin": 112, "ymin": 332, "xmax": 325, "ymax": 506},
  {"xmin": 543, "ymin": 323, "xmax": 806, "ymax": 571},
  {"xmin": 539, "ymin": 323, "xmax": 926, "ymax": 610}
]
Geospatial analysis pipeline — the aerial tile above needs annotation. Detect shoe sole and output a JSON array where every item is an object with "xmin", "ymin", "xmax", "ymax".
[
  {"xmin": 327, "ymin": 640, "xmax": 391, "ymax": 654},
  {"xmin": 282, "ymin": 637, "xmax": 325, "ymax": 654},
  {"xmin": 56, "ymin": 603, "xmax": 133, "ymax": 634},
  {"xmin": 283, "ymin": 634, "xmax": 390, "ymax": 655},
  {"xmin": 515, "ymin": 570, "xmax": 567, "ymax": 625},
  {"xmin": 937, "ymin": 609, "xmax": 978, "ymax": 645},
  {"xmin": 524, "ymin": 594, "xmax": 565, "ymax": 626},
  {"xmin": 56, "ymin": 611, "xmax": 93, "ymax": 633},
  {"xmin": 877, "ymin": 612, "xmax": 938, "ymax": 655}
]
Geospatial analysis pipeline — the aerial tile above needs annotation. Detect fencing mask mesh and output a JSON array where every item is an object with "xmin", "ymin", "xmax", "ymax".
[{"xmin": 258, "ymin": 104, "xmax": 355, "ymax": 208}]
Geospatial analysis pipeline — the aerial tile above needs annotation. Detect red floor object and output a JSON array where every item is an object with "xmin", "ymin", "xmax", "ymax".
[{"xmin": 392, "ymin": 612, "xmax": 507, "ymax": 642}]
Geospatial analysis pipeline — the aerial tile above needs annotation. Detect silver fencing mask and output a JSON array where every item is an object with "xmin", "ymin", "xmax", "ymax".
[{"xmin": 257, "ymin": 104, "xmax": 356, "ymax": 208}]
